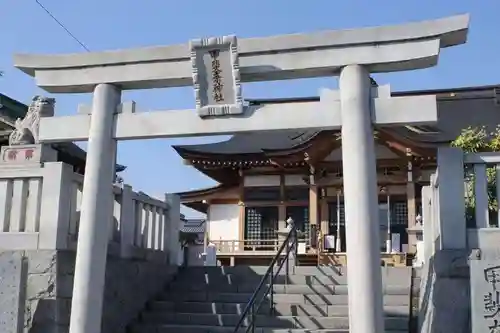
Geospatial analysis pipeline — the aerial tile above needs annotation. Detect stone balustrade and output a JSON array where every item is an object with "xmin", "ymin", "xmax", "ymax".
[
  {"xmin": 0, "ymin": 151, "xmax": 180, "ymax": 263},
  {"xmin": 67, "ymin": 173, "xmax": 178, "ymax": 261},
  {"xmin": 420, "ymin": 148, "xmax": 500, "ymax": 264},
  {"xmin": 418, "ymin": 148, "xmax": 500, "ymax": 333},
  {"xmin": 0, "ymin": 144, "xmax": 181, "ymax": 333}
]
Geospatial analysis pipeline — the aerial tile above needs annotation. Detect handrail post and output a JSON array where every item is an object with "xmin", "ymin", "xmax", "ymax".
[
  {"xmin": 231, "ymin": 224, "xmax": 299, "ymax": 333},
  {"xmin": 269, "ymin": 269, "xmax": 274, "ymax": 315},
  {"xmin": 285, "ymin": 236, "xmax": 290, "ymax": 286},
  {"xmin": 250, "ymin": 302, "xmax": 256, "ymax": 333},
  {"xmin": 292, "ymin": 227, "xmax": 297, "ymax": 275}
]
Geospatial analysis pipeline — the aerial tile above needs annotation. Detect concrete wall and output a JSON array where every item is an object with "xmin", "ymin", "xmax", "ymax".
[
  {"xmin": 418, "ymin": 249, "xmax": 470, "ymax": 333},
  {"xmin": 0, "ymin": 250, "xmax": 177, "ymax": 333},
  {"xmin": 208, "ymin": 204, "xmax": 240, "ymax": 244},
  {"xmin": 0, "ymin": 251, "xmax": 25, "ymax": 333},
  {"xmin": 418, "ymin": 233, "xmax": 500, "ymax": 333},
  {"xmin": 187, "ymin": 244, "xmax": 205, "ymax": 266}
]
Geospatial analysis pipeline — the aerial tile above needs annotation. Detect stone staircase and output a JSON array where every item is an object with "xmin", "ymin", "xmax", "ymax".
[
  {"xmin": 130, "ymin": 266, "xmax": 412, "ymax": 333},
  {"xmin": 296, "ymin": 254, "xmax": 318, "ymax": 266}
]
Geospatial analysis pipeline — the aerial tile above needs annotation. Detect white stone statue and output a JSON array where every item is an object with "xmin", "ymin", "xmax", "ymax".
[{"xmin": 8, "ymin": 95, "xmax": 55, "ymax": 146}]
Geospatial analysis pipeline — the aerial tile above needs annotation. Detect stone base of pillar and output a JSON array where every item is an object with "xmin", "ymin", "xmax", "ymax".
[
  {"xmin": 418, "ymin": 250, "xmax": 470, "ymax": 333},
  {"xmin": 2, "ymin": 249, "xmax": 178, "ymax": 333}
]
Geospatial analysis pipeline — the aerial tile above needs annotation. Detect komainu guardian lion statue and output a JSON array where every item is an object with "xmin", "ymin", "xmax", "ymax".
[{"xmin": 8, "ymin": 95, "xmax": 55, "ymax": 146}]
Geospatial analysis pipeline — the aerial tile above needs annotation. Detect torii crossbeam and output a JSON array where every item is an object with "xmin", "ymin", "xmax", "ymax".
[
  {"xmin": 13, "ymin": 14, "xmax": 469, "ymax": 333},
  {"xmin": 36, "ymin": 89, "xmax": 436, "ymax": 142}
]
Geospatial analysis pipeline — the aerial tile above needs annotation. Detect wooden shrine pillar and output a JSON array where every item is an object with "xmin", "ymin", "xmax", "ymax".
[
  {"xmin": 320, "ymin": 196, "xmax": 329, "ymax": 237},
  {"xmin": 309, "ymin": 171, "xmax": 319, "ymax": 248},
  {"xmin": 279, "ymin": 174, "xmax": 286, "ymax": 230},
  {"xmin": 238, "ymin": 172, "xmax": 245, "ymax": 250},
  {"xmin": 204, "ymin": 198, "xmax": 213, "ymax": 253},
  {"xmin": 406, "ymin": 158, "xmax": 417, "ymax": 253},
  {"xmin": 320, "ymin": 195, "xmax": 329, "ymax": 251}
]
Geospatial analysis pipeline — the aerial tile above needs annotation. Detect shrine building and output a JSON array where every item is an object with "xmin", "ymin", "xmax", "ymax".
[{"xmin": 175, "ymin": 84, "xmax": 500, "ymax": 266}]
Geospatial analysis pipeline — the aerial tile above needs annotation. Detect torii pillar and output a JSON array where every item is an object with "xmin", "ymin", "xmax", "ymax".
[
  {"xmin": 12, "ymin": 14, "xmax": 469, "ymax": 333},
  {"xmin": 340, "ymin": 65, "xmax": 384, "ymax": 333}
]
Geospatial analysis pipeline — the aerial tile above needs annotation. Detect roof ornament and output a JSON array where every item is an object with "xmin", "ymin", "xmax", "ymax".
[
  {"xmin": 8, "ymin": 95, "xmax": 55, "ymax": 146},
  {"xmin": 190, "ymin": 35, "xmax": 244, "ymax": 118}
]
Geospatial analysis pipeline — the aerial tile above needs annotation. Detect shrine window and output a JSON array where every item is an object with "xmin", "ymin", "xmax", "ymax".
[
  {"xmin": 328, "ymin": 202, "xmax": 346, "ymax": 252},
  {"xmin": 284, "ymin": 186, "xmax": 309, "ymax": 202},
  {"xmin": 243, "ymin": 187, "xmax": 281, "ymax": 202},
  {"xmin": 391, "ymin": 202, "xmax": 408, "ymax": 225},
  {"xmin": 328, "ymin": 202, "xmax": 346, "ymax": 227},
  {"xmin": 244, "ymin": 206, "xmax": 278, "ymax": 249}
]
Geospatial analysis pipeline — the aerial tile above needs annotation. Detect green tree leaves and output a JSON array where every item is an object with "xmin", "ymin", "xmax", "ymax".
[{"xmin": 451, "ymin": 126, "xmax": 500, "ymax": 226}]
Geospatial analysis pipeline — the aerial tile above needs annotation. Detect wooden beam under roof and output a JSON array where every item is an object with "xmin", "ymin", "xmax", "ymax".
[
  {"xmin": 304, "ymin": 133, "xmax": 342, "ymax": 166},
  {"xmin": 377, "ymin": 128, "xmax": 434, "ymax": 157}
]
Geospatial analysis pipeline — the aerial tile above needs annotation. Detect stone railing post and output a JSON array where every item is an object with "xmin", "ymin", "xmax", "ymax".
[
  {"xmin": 165, "ymin": 193, "xmax": 181, "ymax": 265},
  {"xmin": 120, "ymin": 184, "xmax": 135, "ymax": 258},
  {"xmin": 420, "ymin": 185, "xmax": 431, "ymax": 265},
  {"xmin": 437, "ymin": 147, "xmax": 466, "ymax": 249},
  {"xmin": 38, "ymin": 162, "xmax": 74, "ymax": 249}
]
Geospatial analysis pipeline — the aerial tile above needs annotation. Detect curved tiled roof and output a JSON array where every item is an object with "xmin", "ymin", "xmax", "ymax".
[
  {"xmin": 173, "ymin": 130, "xmax": 320, "ymax": 156},
  {"xmin": 180, "ymin": 219, "xmax": 206, "ymax": 233}
]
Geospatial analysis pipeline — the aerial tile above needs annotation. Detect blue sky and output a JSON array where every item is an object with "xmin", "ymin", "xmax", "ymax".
[{"xmin": 1, "ymin": 0, "xmax": 499, "ymax": 217}]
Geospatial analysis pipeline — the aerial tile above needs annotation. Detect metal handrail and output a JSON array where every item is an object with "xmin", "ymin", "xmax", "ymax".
[{"xmin": 232, "ymin": 226, "xmax": 297, "ymax": 333}]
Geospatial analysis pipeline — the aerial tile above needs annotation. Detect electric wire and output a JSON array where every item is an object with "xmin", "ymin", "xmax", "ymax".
[{"xmin": 34, "ymin": 0, "xmax": 90, "ymax": 52}]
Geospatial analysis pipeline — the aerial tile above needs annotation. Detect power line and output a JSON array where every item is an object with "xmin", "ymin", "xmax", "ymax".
[{"xmin": 34, "ymin": 0, "xmax": 90, "ymax": 52}]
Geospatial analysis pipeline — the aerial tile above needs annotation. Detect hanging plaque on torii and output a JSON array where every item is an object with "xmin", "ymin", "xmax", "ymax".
[{"xmin": 189, "ymin": 35, "xmax": 244, "ymax": 117}]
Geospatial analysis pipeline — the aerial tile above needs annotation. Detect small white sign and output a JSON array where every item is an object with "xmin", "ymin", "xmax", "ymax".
[
  {"xmin": 402, "ymin": 243, "xmax": 409, "ymax": 253},
  {"xmin": 297, "ymin": 241, "xmax": 307, "ymax": 254},
  {"xmin": 324, "ymin": 235, "xmax": 336, "ymax": 249},
  {"xmin": 391, "ymin": 233, "xmax": 401, "ymax": 253},
  {"xmin": 204, "ymin": 243, "xmax": 217, "ymax": 266}
]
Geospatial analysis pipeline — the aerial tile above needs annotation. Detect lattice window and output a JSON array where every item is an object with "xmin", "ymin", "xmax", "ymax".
[
  {"xmin": 286, "ymin": 206, "xmax": 310, "ymax": 240},
  {"xmin": 245, "ymin": 207, "xmax": 261, "ymax": 241},
  {"xmin": 328, "ymin": 202, "xmax": 345, "ymax": 228},
  {"xmin": 244, "ymin": 206, "xmax": 278, "ymax": 244},
  {"xmin": 391, "ymin": 202, "xmax": 408, "ymax": 225},
  {"xmin": 328, "ymin": 202, "xmax": 407, "ymax": 226},
  {"xmin": 327, "ymin": 202, "xmax": 346, "ymax": 251}
]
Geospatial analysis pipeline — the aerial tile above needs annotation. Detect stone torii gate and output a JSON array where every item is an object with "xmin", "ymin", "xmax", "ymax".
[{"xmin": 14, "ymin": 15, "xmax": 469, "ymax": 333}]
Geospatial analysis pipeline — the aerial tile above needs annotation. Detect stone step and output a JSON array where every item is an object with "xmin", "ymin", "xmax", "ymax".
[
  {"xmin": 131, "ymin": 324, "xmax": 408, "ymax": 333},
  {"xmin": 173, "ymin": 271, "xmax": 411, "ymax": 287},
  {"xmin": 139, "ymin": 313, "xmax": 408, "ymax": 330},
  {"xmin": 179, "ymin": 266, "xmax": 345, "ymax": 276},
  {"xmin": 176, "ymin": 266, "xmax": 411, "ymax": 280},
  {"xmin": 149, "ymin": 301, "xmax": 409, "ymax": 317},
  {"xmin": 166, "ymin": 283, "xmax": 411, "ymax": 295},
  {"xmin": 160, "ymin": 292, "xmax": 410, "ymax": 306}
]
